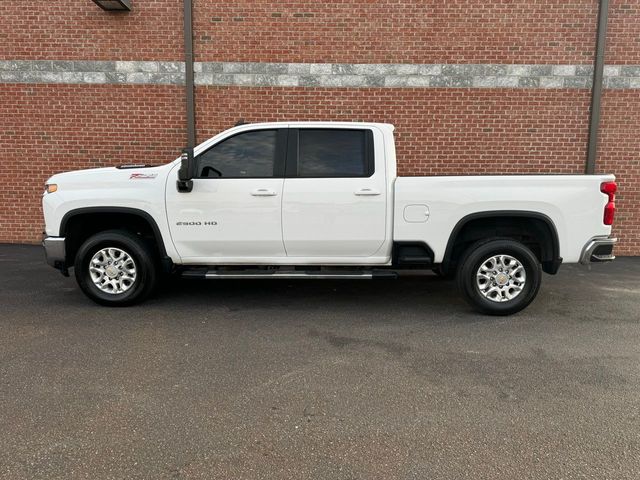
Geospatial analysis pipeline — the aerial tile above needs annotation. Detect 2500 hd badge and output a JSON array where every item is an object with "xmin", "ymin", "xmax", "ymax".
[{"xmin": 176, "ymin": 221, "xmax": 218, "ymax": 226}]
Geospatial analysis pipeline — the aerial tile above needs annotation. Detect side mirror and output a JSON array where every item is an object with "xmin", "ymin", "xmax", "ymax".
[{"xmin": 177, "ymin": 147, "xmax": 195, "ymax": 193}]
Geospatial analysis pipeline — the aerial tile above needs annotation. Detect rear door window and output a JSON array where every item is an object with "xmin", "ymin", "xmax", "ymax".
[{"xmin": 297, "ymin": 129, "xmax": 372, "ymax": 177}]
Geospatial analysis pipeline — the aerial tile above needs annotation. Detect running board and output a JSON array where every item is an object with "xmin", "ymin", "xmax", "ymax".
[{"xmin": 181, "ymin": 269, "xmax": 398, "ymax": 280}]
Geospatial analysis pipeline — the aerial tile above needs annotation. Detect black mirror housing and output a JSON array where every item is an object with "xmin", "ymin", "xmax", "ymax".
[{"xmin": 177, "ymin": 147, "xmax": 195, "ymax": 192}]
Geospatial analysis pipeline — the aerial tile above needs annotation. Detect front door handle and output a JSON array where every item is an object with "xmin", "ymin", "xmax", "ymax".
[
  {"xmin": 354, "ymin": 188, "xmax": 381, "ymax": 196},
  {"xmin": 251, "ymin": 188, "xmax": 277, "ymax": 197}
]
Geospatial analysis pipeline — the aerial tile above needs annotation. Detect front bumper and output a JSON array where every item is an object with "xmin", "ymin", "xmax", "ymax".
[
  {"xmin": 580, "ymin": 236, "xmax": 617, "ymax": 265},
  {"xmin": 43, "ymin": 236, "xmax": 68, "ymax": 274}
]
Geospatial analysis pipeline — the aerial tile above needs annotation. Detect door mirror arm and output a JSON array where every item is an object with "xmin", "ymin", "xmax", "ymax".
[{"xmin": 177, "ymin": 147, "xmax": 195, "ymax": 193}]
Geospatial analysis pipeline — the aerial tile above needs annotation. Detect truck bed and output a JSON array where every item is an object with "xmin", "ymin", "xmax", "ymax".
[{"xmin": 394, "ymin": 174, "xmax": 614, "ymax": 263}]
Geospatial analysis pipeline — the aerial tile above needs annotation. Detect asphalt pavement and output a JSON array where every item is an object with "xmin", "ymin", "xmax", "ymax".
[{"xmin": 1, "ymin": 244, "xmax": 639, "ymax": 479}]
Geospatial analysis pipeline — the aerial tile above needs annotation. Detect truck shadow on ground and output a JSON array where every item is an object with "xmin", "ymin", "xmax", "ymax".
[{"xmin": 150, "ymin": 274, "xmax": 491, "ymax": 321}]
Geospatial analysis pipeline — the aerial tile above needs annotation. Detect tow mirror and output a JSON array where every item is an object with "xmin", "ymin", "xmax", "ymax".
[{"xmin": 177, "ymin": 147, "xmax": 194, "ymax": 193}]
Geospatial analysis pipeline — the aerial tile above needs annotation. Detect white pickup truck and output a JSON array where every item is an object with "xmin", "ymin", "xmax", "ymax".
[{"xmin": 42, "ymin": 122, "xmax": 617, "ymax": 315}]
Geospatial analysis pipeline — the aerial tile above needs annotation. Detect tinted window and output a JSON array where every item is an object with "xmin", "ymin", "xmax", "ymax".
[
  {"xmin": 196, "ymin": 129, "xmax": 277, "ymax": 178},
  {"xmin": 298, "ymin": 129, "xmax": 370, "ymax": 177}
]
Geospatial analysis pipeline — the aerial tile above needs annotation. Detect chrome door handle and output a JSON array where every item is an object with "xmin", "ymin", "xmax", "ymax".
[
  {"xmin": 251, "ymin": 188, "xmax": 277, "ymax": 196},
  {"xmin": 354, "ymin": 188, "xmax": 381, "ymax": 196}
]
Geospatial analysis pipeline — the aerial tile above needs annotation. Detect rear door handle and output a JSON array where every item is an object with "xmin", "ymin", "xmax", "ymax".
[
  {"xmin": 251, "ymin": 188, "xmax": 277, "ymax": 196},
  {"xmin": 354, "ymin": 188, "xmax": 381, "ymax": 196}
]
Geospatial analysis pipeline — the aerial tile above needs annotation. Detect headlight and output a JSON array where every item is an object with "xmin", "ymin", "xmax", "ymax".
[{"xmin": 44, "ymin": 183, "xmax": 58, "ymax": 194}]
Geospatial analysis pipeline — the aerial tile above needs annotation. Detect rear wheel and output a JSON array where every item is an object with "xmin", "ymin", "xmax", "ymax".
[
  {"xmin": 457, "ymin": 239, "xmax": 541, "ymax": 315},
  {"xmin": 74, "ymin": 230, "xmax": 158, "ymax": 306}
]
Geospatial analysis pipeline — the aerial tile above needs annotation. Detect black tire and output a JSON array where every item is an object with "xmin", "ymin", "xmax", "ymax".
[
  {"xmin": 457, "ymin": 239, "xmax": 542, "ymax": 316},
  {"xmin": 74, "ymin": 230, "xmax": 159, "ymax": 306}
]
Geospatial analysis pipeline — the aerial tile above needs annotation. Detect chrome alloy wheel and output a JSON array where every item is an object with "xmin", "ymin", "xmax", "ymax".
[
  {"xmin": 89, "ymin": 247, "xmax": 137, "ymax": 295},
  {"xmin": 476, "ymin": 254, "xmax": 526, "ymax": 303}
]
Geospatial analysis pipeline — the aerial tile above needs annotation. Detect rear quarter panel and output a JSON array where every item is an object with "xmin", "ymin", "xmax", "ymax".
[{"xmin": 394, "ymin": 175, "xmax": 614, "ymax": 263}]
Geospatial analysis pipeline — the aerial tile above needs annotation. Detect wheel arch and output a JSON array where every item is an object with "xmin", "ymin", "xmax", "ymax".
[
  {"xmin": 441, "ymin": 211, "xmax": 561, "ymax": 275},
  {"xmin": 60, "ymin": 207, "xmax": 169, "ymax": 268}
]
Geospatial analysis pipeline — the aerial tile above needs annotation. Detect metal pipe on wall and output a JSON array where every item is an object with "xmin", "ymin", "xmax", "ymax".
[
  {"xmin": 586, "ymin": 0, "xmax": 610, "ymax": 174},
  {"xmin": 183, "ymin": 0, "xmax": 196, "ymax": 148}
]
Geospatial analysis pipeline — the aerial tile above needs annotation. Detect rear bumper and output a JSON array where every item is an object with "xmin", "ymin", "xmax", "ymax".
[
  {"xmin": 580, "ymin": 236, "xmax": 617, "ymax": 265},
  {"xmin": 43, "ymin": 236, "xmax": 68, "ymax": 273}
]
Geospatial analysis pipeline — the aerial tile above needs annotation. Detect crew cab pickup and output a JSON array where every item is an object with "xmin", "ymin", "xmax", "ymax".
[{"xmin": 42, "ymin": 122, "xmax": 617, "ymax": 314}]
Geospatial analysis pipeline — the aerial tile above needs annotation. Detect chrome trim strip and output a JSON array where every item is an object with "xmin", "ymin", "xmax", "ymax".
[{"xmin": 201, "ymin": 272, "xmax": 374, "ymax": 280}]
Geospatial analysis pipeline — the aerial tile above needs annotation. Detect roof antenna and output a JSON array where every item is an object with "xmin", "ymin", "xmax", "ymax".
[{"xmin": 235, "ymin": 118, "xmax": 248, "ymax": 126}]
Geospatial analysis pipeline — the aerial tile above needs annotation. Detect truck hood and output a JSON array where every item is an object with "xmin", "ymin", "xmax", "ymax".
[{"xmin": 46, "ymin": 165, "xmax": 168, "ymax": 189}]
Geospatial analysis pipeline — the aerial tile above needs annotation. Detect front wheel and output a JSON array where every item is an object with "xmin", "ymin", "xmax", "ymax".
[
  {"xmin": 74, "ymin": 230, "xmax": 159, "ymax": 306},
  {"xmin": 457, "ymin": 239, "xmax": 542, "ymax": 315}
]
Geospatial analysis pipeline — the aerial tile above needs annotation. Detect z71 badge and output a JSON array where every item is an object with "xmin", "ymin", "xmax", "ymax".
[{"xmin": 130, "ymin": 173, "xmax": 158, "ymax": 179}]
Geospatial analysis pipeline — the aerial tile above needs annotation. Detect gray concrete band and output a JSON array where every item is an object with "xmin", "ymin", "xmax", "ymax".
[{"xmin": 1, "ymin": 61, "xmax": 639, "ymax": 88}]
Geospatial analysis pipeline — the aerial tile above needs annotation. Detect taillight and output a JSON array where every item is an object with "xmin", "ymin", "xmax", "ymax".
[{"xmin": 601, "ymin": 181, "xmax": 617, "ymax": 225}]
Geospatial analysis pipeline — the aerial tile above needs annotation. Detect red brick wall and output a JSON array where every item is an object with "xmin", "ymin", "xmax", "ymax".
[
  {"xmin": 600, "ymin": 0, "xmax": 640, "ymax": 255},
  {"xmin": 194, "ymin": 0, "xmax": 598, "ymax": 64},
  {"xmin": 0, "ymin": 84, "xmax": 185, "ymax": 243},
  {"xmin": 196, "ymin": 87, "xmax": 590, "ymax": 176},
  {"xmin": 607, "ymin": 0, "xmax": 640, "ymax": 64},
  {"xmin": 0, "ymin": 0, "xmax": 183, "ymax": 61},
  {"xmin": 0, "ymin": 0, "xmax": 639, "ymax": 255},
  {"xmin": 598, "ymin": 90, "xmax": 640, "ymax": 256}
]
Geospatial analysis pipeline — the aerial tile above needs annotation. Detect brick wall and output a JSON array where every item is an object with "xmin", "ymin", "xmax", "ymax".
[
  {"xmin": 193, "ymin": 1, "xmax": 598, "ymax": 64},
  {"xmin": 0, "ymin": 0, "xmax": 638, "ymax": 255},
  {"xmin": 598, "ymin": 90, "xmax": 640, "ymax": 255},
  {"xmin": 196, "ymin": 87, "xmax": 590, "ymax": 176},
  {"xmin": 0, "ymin": 0, "xmax": 183, "ymax": 61},
  {"xmin": 0, "ymin": 84, "xmax": 185, "ymax": 243},
  {"xmin": 607, "ymin": 0, "xmax": 640, "ymax": 64},
  {"xmin": 600, "ymin": 0, "xmax": 640, "ymax": 255}
]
